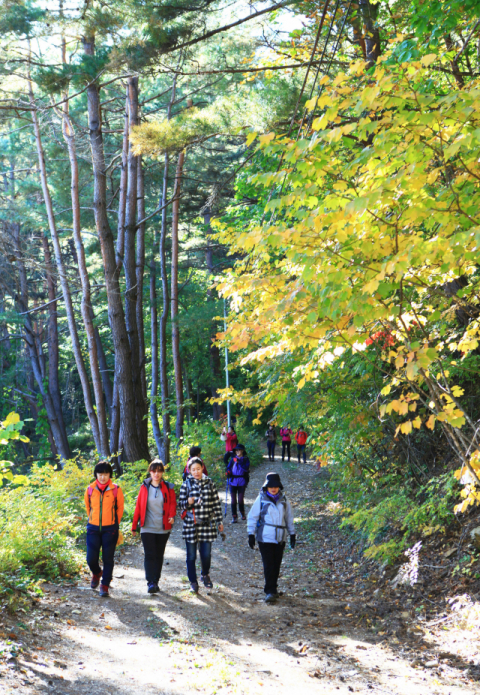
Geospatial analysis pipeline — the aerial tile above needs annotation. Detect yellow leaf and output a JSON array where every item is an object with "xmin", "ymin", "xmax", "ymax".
[
  {"xmin": 3, "ymin": 412, "xmax": 20, "ymax": 427},
  {"xmin": 400, "ymin": 420, "xmax": 413, "ymax": 434},
  {"xmin": 245, "ymin": 131, "xmax": 258, "ymax": 147},
  {"xmin": 425, "ymin": 415, "xmax": 436, "ymax": 430},
  {"xmin": 412, "ymin": 416, "xmax": 422, "ymax": 429},
  {"xmin": 258, "ymin": 132, "xmax": 275, "ymax": 145}
]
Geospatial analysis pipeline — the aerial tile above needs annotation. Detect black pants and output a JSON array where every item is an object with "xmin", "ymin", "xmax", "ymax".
[
  {"xmin": 86, "ymin": 524, "xmax": 118, "ymax": 587},
  {"xmin": 258, "ymin": 541, "xmax": 285, "ymax": 595},
  {"xmin": 230, "ymin": 485, "xmax": 246, "ymax": 517},
  {"xmin": 141, "ymin": 532, "xmax": 170, "ymax": 585},
  {"xmin": 282, "ymin": 441, "xmax": 291, "ymax": 460},
  {"xmin": 267, "ymin": 441, "xmax": 276, "ymax": 460}
]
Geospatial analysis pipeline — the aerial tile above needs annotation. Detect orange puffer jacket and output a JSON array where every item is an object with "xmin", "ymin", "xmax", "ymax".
[{"xmin": 84, "ymin": 480, "xmax": 125, "ymax": 529}]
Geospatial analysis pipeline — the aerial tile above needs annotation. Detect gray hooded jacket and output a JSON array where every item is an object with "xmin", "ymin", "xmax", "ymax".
[{"xmin": 247, "ymin": 490, "xmax": 295, "ymax": 544}]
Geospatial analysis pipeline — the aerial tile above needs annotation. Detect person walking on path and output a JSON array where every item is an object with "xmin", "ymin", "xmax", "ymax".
[
  {"xmin": 226, "ymin": 444, "xmax": 250, "ymax": 523},
  {"xmin": 182, "ymin": 446, "xmax": 208, "ymax": 480},
  {"xmin": 84, "ymin": 461, "xmax": 124, "ymax": 597},
  {"xmin": 247, "ymin": 472, "xmax": 295, "ymax": 603},
  {"xmin": 280, "ymin": 426, "xmax": 292, "ymax": 461},
  {"xmin": 131, "ymin": 460, "xmax": 177, "ymax": 594},
  {"xmin": 179, "ymin": 458, "xmax": 224, "ymax": 593},
  {"xmin": 222, "ymin": 425, "xmax": 238, "ymax": 465},
  {"xmin": 265, "ymin": 424, "xmax": 276, "ymax": 461},
  {"xmin": 295, "ymin": 426, "xmax": 308, "ymax": 463}
]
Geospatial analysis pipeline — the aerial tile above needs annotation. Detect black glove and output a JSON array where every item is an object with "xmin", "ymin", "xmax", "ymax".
[
  {"xmin": 290, "ymin": 534, "xmax": 296, "ymax": 549},
  {"xmin": 248, "ymin": 534, "xmax": 255, "ymax": 549}
]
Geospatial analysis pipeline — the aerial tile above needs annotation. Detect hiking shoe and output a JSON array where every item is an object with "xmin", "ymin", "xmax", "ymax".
[
  {"xmin": 231, "ymin": 516, "xmax": 238, "ymax": 524},
  {"xmin": 202, "ymin": 575, "xmax": 213, "ymax": 589},
  {"xmin": 147, "ymin": 583, "xmax": 159, "ymax": 594},
  {"xmin": 265, "ymin": 593, "xmax": 277, "ymax": 603},
  {"xmin": 241, "ymin": 514, "xmax": 247, "ymax": 520},
  {"xmin": 99, "ymin": 584, "xmax": 109, "ymax": 597},
  {"xmin": 90, "ymin": 572, "xmax": 102, "ymax": 589},
  {"xmin": 190, "ymin": 582, "xmax": 199, "ymax": 594}
]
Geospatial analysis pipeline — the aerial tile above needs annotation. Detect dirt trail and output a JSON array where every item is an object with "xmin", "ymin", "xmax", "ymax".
[{"xmin": 2, "ymin": 453, "xmax": 479, "ymax": 694}]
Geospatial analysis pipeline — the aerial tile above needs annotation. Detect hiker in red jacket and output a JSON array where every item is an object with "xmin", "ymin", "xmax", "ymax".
[
  {"xmin": 132, "ymin": 460, "xmax": 177, "ymax": 594},
  {"xmin": 295, "ymin": 426, "xmax": 308, "ymax": 463},
  {"xmin": 280, "ymin": 425, "xmax": 292, "ymax": 462}
]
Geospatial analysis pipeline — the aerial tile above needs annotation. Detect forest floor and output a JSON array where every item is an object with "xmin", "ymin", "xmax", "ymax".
[{"xmin": 1, "ymin": 452, "xmax": 480, "ymax": 694}]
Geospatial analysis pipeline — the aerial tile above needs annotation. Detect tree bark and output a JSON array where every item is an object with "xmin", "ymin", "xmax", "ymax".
[
  {"xmin": 116, "ymin": 88, "xmax": 129, "ymax": 269},
  {"xmin": 29, "ymin": 71, "xmax": 106, "ymax": 456},
  {"xmin": 41, "ymin": 234, "xmax": 70, "ymax": 456},
  {"xmin": 136, "ymin": 154, "xmax": 148, "ymax": 439},
  {"xmin": 149, "ymin": 239, "xmax": 163, "ymax": 457},
  {"xmin": 359, "ymin": 0, "xmax": 381, "ymax": 66},
  {"xmin": 83, "ymin": 35, "xmax": 150, "ymax": 462},
  {"xmin": 58, "ymin": 84, "xmax": 110, "ymax": 457},
  {"xmin": 171, "ymin": 149, "xmax": 185, "ymax": 440},
  {"xmin": 13, "ymin": 224, "xmax": 71, "ymax": 460}
]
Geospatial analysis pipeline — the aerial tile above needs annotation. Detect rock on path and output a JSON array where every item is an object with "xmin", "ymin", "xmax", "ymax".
[{"xmin": 2, "ymin": 453, "xmax": 478, "ymax": 694}]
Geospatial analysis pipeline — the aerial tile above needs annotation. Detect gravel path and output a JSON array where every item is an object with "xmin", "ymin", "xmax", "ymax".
[{"xmin": 2, "ymin": 452, "xmax": 478, "ymax": 694}]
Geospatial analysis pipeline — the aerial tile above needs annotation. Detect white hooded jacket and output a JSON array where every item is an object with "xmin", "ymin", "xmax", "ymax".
[{"xmin": 247, "ymin": 490, "xmax": 295, "ymax": 544}]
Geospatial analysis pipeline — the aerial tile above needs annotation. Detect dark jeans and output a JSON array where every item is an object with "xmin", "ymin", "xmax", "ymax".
[
  {"xmin": 230, "ymin": 485, "xmax": 246, "ymax": 517},
  {"xmin": 267, "ymin": 441, "xmax": 276, "ymax": 460},
  {"xmin": 297, "ymin": 444, "xmax": 306, "ymax": 463},
  {"xmin": 86, "ymin": 524, "xmax": 118, "ymax": 587},
  {"xmin": 258, "ymin": 541, "xmax": 285, "ymax": 595},
  {"xmin": 282, "ymin": 441, "xmax": 291, "ymax": 460},
  {"xmin": 186, "ymin": 541, "xmax": 212, "ymax": 583},
  {"xmin": 141, "ymin": 532, "xmax": 170, "ymax": 585},
  {"xmin": 224, "ymin": 451, "xmax": 233, "ymax": 467}
]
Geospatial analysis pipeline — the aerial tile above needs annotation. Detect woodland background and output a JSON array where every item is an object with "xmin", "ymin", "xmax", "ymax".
[{"xmin": 2, "ymin": 0, "xmax": 480, "ymax": 594}]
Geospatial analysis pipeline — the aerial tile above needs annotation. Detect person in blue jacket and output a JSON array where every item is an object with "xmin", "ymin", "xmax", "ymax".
[
  {"xmin": 226, "ymin": 444, "xmax": 250, "ymax": 523},
  {"xmin": 247, "ymin": 472, "xmax": 295, "ymax": 603}
]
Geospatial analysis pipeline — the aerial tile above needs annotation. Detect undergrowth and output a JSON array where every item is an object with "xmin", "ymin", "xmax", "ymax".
[{"xmin": 323, "ymin": 468, "xmax": 460, "ymax": 564}]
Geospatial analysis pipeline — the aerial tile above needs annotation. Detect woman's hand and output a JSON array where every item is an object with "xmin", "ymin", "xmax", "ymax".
[
  {"xmin": 218, "ymin": 523, "xmax": 224, "ymax": 533},
  {"xmin": 168, "ymin": 517, "xmax": 175, "ymax": 524},
  {"xmin": 187, "ymin": 496, "xmax": 195, "ymax": 505}
]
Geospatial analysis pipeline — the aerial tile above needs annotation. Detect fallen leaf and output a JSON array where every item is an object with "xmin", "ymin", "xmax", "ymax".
[
  {"xmin": 105, "ymin": 625, "xmax": 112, "ymax": 630},
  {"xmin": 66, "ymin": 620, "xmax": 73, "ymax": 626}
]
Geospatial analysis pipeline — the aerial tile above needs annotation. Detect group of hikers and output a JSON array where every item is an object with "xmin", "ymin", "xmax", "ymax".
[
  {"xmin": 84, "ymin": 424, "xmax": 303, "ymax": 605},
  {"xmin": 265, "ymin": 423, "xmax": 308, "ymax": 463}
]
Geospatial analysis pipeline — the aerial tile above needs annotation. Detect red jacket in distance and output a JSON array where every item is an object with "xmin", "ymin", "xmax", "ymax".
[
  {"xmin": 132, "ymin": 478, "xmax": 177, "ymax": 532},
  {"xmin": 280, "ymin": 428, "xmax": 292, "ymax": 442},
  {"xmin": 225, "ymin": 432, "xmax": 238, "ymax": 452},
  {"xmin": 295, "ymin": 430, "xmax": 308, "ymax": 446}
]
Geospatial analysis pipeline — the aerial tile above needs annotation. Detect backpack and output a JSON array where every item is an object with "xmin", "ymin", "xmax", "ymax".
[{"xmin": 296, "ymin": 431, "xmax": 307, "ymax": 445}]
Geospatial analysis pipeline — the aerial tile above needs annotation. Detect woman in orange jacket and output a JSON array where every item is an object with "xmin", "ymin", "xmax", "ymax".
[{"xmin": 84, "ymin": 461, "xmax": 124, "ymax": 597}]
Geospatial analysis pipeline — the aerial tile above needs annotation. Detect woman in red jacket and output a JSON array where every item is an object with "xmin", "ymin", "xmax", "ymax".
[
  {"xmin": 132, "ymin": 460, "xmax": 177, "ymax": 594},
  {"xmin": 222, "ymin": 425, "xmax": 238, "ymax": 465}
]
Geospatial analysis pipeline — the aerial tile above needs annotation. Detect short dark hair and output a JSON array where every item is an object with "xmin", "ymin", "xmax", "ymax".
[
  {"xmin": 189, "ymin": 446, "xmax": 202, "ymax": 458},
  {"xmin": 94, "ymin": 461, "xmax": 113, "ymax": 477},
  {"xmin": 189, "ymin": 457, "xmax": 204, "ymax": 470},
  {"xmin": 148, "ymin": 459, "xmax": 165, "ymax": 473}
]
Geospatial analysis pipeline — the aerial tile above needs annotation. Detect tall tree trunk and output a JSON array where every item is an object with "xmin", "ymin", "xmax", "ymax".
[
  {"xmin": 29, "ymin": 71, "xmax": 106, "ymax": 455},
  {"xmin": 204, "ymin": 207, "xmax": 225, "ymax": 421},
  {"xmin": 41, "ymin": 234, "xmax": 70, "ymax": 456},
  {"xmin": 58, "ymin": 81, "xmax": 111, "ymax": 457},
  {"xmin": 359, "ymin": 0, "xmax": 381, "ymax": 66},
  {"xmin": 171, "ymin": 149, "xmax": 185, "ymax": 440},
  {"xmin": 124, "ymin": 76, "xmax": 148, "ymax": 448},
  {"xmin": 13, "ymin": 224, "xmax": 71, "ymax": 460},
  {"xmin": 83, "ymin": 35, "xmax": 150, "ymax": 462},
  {"xmin": 149, "ymin": 236, "xmax": 163, "ymax": 458},
  {"xmin": 157, "ymin": 76, "xmax": 178, "ymax": 464},
  {"xmin": 136, "ymin": 155, "xmax": 148, "ymax": 438},
  {"xmin": 116, "ymin": 88, "xmax": 129, "ymax": 269}
]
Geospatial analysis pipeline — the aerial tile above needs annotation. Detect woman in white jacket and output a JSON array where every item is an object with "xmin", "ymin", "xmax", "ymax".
[{"xmin": 247, "ymin": 472, "xmax": 296, "ymax": 603}]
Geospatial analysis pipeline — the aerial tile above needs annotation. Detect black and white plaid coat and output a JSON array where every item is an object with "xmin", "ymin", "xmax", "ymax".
[{"xmin": 179, "ymin": 474, "xmax": 223, "ymax": 542}]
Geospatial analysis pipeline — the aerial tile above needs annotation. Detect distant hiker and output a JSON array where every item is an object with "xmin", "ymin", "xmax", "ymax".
[
  {"xmin": 183, "ymin": 446, "xmax": 208, "ymax": 480},
  {"xmin": 280, "ymin": 426, "xmax": 292, "ymax": 461},
  {"xmin": 222, "ymin": 425, "xmax": 238, "ymax": 465},
  {"xmin": 226, "ymin": 444, "xmax": 250, "ymax": 523},
  {"xmin": 84, "ymin": 461, "xmax": 124, "ymax": 597},
  {"xmin": 132, "ymin": 459, "xmax": 177, "ymax": 594},
  {"xmin": 295, "ymin": 426, "xmax": 308, "ymax": 463},
  {"xmin": 247, "ymin": 472, "xmax": 295, "ymax": 603},
  {"xmin": 179, "ymin": 458, "xmax": 224, "ymax": 593},
  {"xmin": 265, "ymin": 424, "xmax": 276, "ymax": 461}
]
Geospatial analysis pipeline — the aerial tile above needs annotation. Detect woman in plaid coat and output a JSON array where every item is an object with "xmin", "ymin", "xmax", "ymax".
[{"xmin": 179, "ymin": 458, "xmax": 224, "ymax": 593}]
